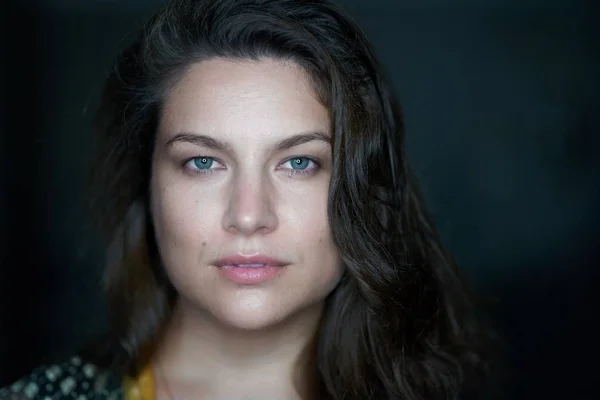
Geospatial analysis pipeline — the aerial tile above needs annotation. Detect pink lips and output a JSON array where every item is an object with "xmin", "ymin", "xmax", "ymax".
[{"xmin": 214, "ymin": 254, "xmax": 289, "ymax": 284}]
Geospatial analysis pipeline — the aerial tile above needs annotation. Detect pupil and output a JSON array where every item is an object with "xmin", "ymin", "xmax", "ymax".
[
  {"xmin": 292, "ymin": 158, "xmax": 309, "ymax": 169},
  {"xmin": 194, "ymin": 157, "xmax": 213, "ymax": 169}
]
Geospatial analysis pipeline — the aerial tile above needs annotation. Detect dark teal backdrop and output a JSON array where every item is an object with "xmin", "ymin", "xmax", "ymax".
[{"xmin": 1, "ymin": 0, "xmax": 599, "ymax": 399}]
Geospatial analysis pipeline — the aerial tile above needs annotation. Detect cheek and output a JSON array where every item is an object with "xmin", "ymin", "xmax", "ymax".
[
  {"xmin": 284, "ymin": 178, "xmax": 329, "ymax": 225},
  {"xmin": 277, "ymin": 194, "xmax": 342, "ymax": 300},
  {"xmin": 150, "ymin": 177, "xmax": 219, "ymax": 252},
  {"xmin": 285, "ymin": 186, "xmax": 341, "ymax": 270}
]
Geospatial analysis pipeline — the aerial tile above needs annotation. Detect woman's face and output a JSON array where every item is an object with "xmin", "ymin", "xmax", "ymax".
[{"xmin": 150, "ymin": 58, "xmax": 343, "ymax": 330}]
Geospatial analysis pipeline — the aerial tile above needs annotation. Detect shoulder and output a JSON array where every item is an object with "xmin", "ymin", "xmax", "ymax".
[{"xmin": 0, "ymin": 356, "xmax": 123, "ymax": 400}]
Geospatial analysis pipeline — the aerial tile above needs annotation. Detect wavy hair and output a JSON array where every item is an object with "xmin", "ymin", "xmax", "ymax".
[{"xmin": 86, "ymin": 0, "xmax": 493, "ymax": 398}]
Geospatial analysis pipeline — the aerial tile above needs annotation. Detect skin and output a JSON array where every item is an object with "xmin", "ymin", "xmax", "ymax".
[{"xmin": 149, "ymin": 58, "xmax": 343, "ymax": 399}]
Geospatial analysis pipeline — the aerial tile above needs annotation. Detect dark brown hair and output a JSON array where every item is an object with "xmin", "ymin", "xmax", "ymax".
[{"xmin": 87, "ymin": 0, "xmax": 494, "ymax": 398}]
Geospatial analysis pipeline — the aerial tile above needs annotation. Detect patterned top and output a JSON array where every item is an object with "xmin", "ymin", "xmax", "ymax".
[{"xmin": 0, "ymin": 357, "xmax": 123, "ymax": 400}]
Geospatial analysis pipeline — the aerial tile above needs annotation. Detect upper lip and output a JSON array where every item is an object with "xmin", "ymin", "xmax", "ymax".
[{"xmin": 214, "ymin": 254, "xmax": 290, "ymax": 267}]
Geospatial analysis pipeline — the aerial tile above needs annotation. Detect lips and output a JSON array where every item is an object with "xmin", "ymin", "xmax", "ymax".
[
  {"xmin": 214, "ymin": 254, "xmax": 289, "ymax": 268},
  {"xmin": 233, "ymin": 263, "xmax": 265, "ymax": 268},
  {"xmin": 214, "ymin": 254, "xmax": 290, "ymax": 284}
]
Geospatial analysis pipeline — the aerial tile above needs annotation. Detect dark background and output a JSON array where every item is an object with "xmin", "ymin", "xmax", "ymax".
[{"xmin": 1, "ymin": 0, "xmax": 599, "ymax": 398}]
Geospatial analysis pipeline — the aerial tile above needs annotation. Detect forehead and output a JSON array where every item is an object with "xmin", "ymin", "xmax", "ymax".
[{"xmin": 158, "ymin": 58, "xmax": 331, "ymax": 142}]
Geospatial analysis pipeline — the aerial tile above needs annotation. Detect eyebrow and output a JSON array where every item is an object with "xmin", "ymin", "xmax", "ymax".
[{"xmin": 165, "ymin": 131, "xmax": 331, "ymax": 152}]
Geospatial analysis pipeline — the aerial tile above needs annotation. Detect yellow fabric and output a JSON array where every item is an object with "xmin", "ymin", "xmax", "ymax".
[{"xmin": 124, "ymin": 364, "xmax": 155, "ymax": 400}]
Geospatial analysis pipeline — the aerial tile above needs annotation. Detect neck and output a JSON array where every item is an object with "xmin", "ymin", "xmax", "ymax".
[{"xmin": 154, "ymin": 297, "xmax": 322, "ymax": 399}]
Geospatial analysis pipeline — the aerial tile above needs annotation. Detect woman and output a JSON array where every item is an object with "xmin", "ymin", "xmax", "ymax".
[{"xmin": 1, "ymin": 0, "xmax": 492, "ymax": 399}]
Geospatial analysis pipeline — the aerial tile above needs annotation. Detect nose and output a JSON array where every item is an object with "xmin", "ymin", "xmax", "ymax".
[{"xmin": 222, "ymin": 172, "xmax": 278, "ymax": 236}]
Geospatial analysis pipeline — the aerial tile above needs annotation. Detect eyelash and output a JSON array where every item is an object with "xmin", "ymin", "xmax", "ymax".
[
  {"xmin": 182, "ymin": 156, "xmax": 321, "ymax": 177},
  {"xmin": 183, "ymin": 157, "xmax": 224, "ymax": 175}
]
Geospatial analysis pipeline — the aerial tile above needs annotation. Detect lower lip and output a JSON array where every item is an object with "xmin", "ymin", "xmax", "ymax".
[{"xmin": 219, "ymin": 265, "xmax": 284, "ymax": 284}]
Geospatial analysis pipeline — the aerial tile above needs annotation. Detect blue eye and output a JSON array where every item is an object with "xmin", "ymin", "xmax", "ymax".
[
  {"xmin": 288, "ymin": 157, "xmax": 311, "ymax": 170},
  {"xmin": 184, "ymin": 156, "xmax": 224, "ymax": 174},
  {"xmin": 192, "ymin": 157, "xmax": 214, "ymax": 169},
  {"xmin": 280, "ymin": 157, "xmax": 320, "ymax": 176}
]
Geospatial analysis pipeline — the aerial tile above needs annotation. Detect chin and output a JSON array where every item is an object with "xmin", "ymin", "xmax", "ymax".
[
  {"xmin": 209, "ymin": 292, "xmax": 297, "ymax": 331},
  {"xmin": 216, "ymin": 312, "xmax": 287, "ymax": 331},
  {"xmin": 182, "ymin": 289, "xmax": 324, "ymax": 332}
]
